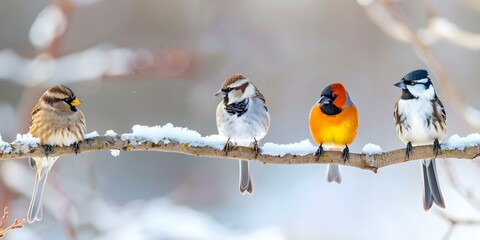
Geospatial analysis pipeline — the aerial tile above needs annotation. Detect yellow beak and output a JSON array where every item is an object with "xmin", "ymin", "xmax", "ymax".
[{"xmin": 71, "ymin": 99, "xmax": 83, "ymax": 106}]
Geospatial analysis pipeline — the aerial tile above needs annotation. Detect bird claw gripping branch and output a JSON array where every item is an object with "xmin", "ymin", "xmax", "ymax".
[
  {"xmin": 314, "ymin": 145, "xmax": 324, "ymax": 161},
  {"xmin": 73, "ymin": 141, "xmax": 81, "ymax": 155},
  {"xmin": 342, "ymin": 145, "xmax": 349, "ymax": 162}
]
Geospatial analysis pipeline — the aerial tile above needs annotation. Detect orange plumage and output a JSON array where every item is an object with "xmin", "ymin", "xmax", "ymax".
[
  {"xmin": 309, "ymin": 83, "xmax": 358, "ymax": 147},
  {"xmin": 309, "ymin": 83, "xmax": 358, "ymax": 183}
]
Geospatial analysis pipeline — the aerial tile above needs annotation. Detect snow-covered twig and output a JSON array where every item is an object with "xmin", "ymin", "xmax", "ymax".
[{"xmin": 1, "ymin": 125, "xmax": 479, "ymax": 173}]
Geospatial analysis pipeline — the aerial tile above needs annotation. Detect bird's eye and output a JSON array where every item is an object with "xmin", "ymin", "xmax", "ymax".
[
  {"xmin": 322, "ymin": 93, "xmax": 336, "ymax": 99},
  {"xmin": 224, "ymin": 87, "xmax": 233, "ymax": 92},
  {"xmin": 64, "ymin": 97, "xmax": 72, "ymax": 103}
]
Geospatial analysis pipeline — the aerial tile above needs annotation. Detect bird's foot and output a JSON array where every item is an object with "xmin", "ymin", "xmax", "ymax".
[
  {"xmin": 433, "ymin": 139, "xmax": 441, "ymax": 157},
  {"xmin": 342, "ymin": 145, "xmax": 349, "ymax": 162},
  {"xmin": 73, "ymin": 141, "xmax": 81, "ymax": 155},
  {"xmin": 252, "ymin": 138, "xmax": 260, "ymax": 159},
  {"xmin": 223, "ymin": 138, "xmax": 233, "ymax": 156},
  {"xmin": 314, "ymin": 145, "xmax": 324, "ymax": 161},
  {"xmin": 405, "ymin": 142, "xmax": 412, "ymax": 160},
  {"xmin": 44, "ymin": 144, "xmax": 54, "ymax": 157}
]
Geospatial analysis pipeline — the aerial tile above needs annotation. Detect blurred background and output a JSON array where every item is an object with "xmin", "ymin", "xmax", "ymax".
[{"xmin": 0, "ymin": 0, "xmax": 480, "ymax": 239}]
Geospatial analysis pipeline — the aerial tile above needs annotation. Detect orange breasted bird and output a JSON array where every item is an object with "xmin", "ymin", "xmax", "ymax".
[{"xmin": 309, "ymin": 83, "xmax": 358, "ymax": 183}]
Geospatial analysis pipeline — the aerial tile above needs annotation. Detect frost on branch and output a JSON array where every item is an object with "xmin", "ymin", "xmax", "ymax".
[
  {"xmin": 0, "ymin": 135, "xmax": 11, "ymax": 154},
  {"xmin": 362, "ymin": 143, "xmax": 383, "ymax": 155},
  {"xmin": 120, "ymin": 124, "xmax": 226, "ymax": 149},
  {"xmin": 262, "ymin": 140, "xmax": 317, "ymax": 157},
  {"xmin": 11, "ymin": 134, "xmax": 39, "ymax": 154},
  {"xmin": 443, "ymin": 133, "xmax": 480, "ymax": 150},
  {"xmin": 0, "ymin": 123, "xmax": 478, "ymax": 172},
  {"xmin": 85, "ymin": 131, "xmax": 99, "ymax": 139},
  {"xmin": 104, "ymin": 130, "xmax": 117, "ymax": 137}
]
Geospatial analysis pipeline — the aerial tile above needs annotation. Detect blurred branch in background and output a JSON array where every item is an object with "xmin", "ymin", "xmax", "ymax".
[
  {"xmin": 0, "ymin": 0, "xmax": 196, "ymax": 238},
  {"xmin": 440, "ymin": 160, "xmax": 480, "ymax": 239},
  {"xmin": 0, "ymin": 207, "xmax": 26, "ymax": 239},
  {"xmin": 0, "ymin": 134, "xmax": 479, "ymax": 172},
  {"xmin": 436, "ymin": 211, "xmax": 480, "ymax": 240},
  {"xmin": 444, "ymin": 160, "xmax": 480, "ymax": 211},
  {"xmin": 358, "ymin": 0, "xmax": 480, "ymax": 131},
  {"xmin": 458, "ymin": 0, "xmax": 480, "ymax": 13},
  {"xmin": 420, "ymin": 17, "xmax": 480, "ymax": 50},
  {"xmin": 359, "ymin": 1, "xmax": 480, "ymax": 239},
  {"xmin": 0, "ymin": 46, "xmax": 195, "ymax": 86},
  {"xmin": 7, "ymin": 0, "xmax": 197, "ymax": 129},
  {"xmin": 7, "ymin": 0, "xmax": 197, "ymax": 131},
  {"xmin": 1, "ymin": 0, "xmax": 196, "ymax": 88}
]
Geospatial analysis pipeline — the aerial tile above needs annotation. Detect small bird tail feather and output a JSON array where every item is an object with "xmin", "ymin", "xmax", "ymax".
[
  {"xmin": 421, "ymin": 159, "xmax": 445, "ymax": 211},
  {"xmin": 28, "ymin": 163, "xmax": 49, "ymax": 223},
  {"xmin": 28, "ymin": 157, "xmax": 57, "ymax": 223},
  {"xmin": 326, "ymin": 164, "xmax": 342, "ymax": 184},
  {"xmin": 239, "ymin": 160, "xmax": 253, "ymax": 194}
]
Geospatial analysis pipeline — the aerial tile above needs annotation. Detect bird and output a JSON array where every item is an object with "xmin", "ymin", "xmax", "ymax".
[
  {"xmin": 27, "ymin": 85, "xmax": 86, "ymax": 222},
  {"xmin": 394, "ymin": 69, "xmax": 446, "ymax": 210},
  {"xmin": 309, "ymin": 83, "xmax": 358, "ymax": 183},
  {"xmin": 215, "ymin": 74, "xmax": 270, "ymax": 194}
]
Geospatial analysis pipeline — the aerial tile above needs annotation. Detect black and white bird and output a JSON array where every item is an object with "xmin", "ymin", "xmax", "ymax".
[
  {"xmin": 215, "ymin": 74, "xmax": 270, "ymax": 194},
  {"xmin": 394, "ymin": 69, "xmax": 446, "ymax": 210}
]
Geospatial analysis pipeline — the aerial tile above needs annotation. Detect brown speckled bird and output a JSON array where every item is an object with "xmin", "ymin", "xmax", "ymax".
[
  {"xmin": 28, "ymin": 85, "xmax": 86, "ymax": 222},
  {"xmin": 215, "ymin": 74, "xmax": 270, "ymax": 194}
]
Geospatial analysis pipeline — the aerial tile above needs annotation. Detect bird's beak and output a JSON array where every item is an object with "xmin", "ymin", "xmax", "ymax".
[
  {"xmin": 214, "ymin": 90, "xmax": 226, "ymax": 97},
  {"xmin": 394, "ymin": 81, "xmax": 406, "ymax": 89},
  {"xmin": 318, "ymin": 96, "xmax": 331, "ymax": 105},
  {"xmin": 71, "ymin": 99, "xmax": 83, "ymax": 106}
]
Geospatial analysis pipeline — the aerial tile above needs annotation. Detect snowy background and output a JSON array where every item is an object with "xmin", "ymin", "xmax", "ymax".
[{"xmin": 0, "ymin": 0, "xmax": 480, "ymax": 239}]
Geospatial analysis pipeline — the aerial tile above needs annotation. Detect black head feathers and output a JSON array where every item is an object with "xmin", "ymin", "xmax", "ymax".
[{"xmin": 403, "ymin": 69, "xmax": 428, "ymax": 81}]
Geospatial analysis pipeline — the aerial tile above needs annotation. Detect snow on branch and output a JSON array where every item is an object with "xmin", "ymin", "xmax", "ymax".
[{"xmin": 0, "ymin": 124, "xmax": 479, "ymax": 173}]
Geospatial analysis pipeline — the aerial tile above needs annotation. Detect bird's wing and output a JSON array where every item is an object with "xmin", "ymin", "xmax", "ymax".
[
  {"xmin": 393, "ymin": 101, "xmax": 400, "ymax": 122},
  {"xmin": 255, "ymin": 88, "xmax": 266, "ymax": 104},
  {"xmin": 433, "ymin": 97, "xmax": 446, "ymax": 121}
]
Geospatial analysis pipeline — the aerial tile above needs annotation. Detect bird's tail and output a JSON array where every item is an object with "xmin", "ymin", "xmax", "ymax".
[
  {"xmin": 239, "ymin": 160, "xmax": 253, "ymax": 194},
  {"xmin": 421, "ymin": 159, "xmax": 445, "ymax": 211},
  {"xmin": 326, "ymin": 164, "xmax": 342, "ymax": 184},
  {"xmin": 28, "ymin": 157, "xmax": 56, "ymax": 223}
]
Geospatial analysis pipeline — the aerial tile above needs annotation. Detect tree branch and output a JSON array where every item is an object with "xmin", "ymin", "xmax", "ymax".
[
  {"xmin": 1, "ymin": 136, "xmax": 479, "ymax": 173},
  {"xmin": 436, "ymin": 210, "xmax": 480, "ymax": 240},
  {"xmin": 358, "ymin": 0, "xmax": 480, "ymax": 131},
  {"xmin": 0, "ymin": 207, "xmax": 26, "ymax": 239}
]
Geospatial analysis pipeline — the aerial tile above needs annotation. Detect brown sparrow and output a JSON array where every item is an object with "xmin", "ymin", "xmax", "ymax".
[
  {"xmin": 215, "ymin": 74, "xmax": 270, "ymax": 194},
  {"xmin": 28, "ymin": 85, "xmax": 86, "ymax": 222}
]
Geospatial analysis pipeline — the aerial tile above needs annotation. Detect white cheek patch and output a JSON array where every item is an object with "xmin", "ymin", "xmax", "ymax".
[
  {"xmin": 227, "ymin": 91, "xmax": 239, "ymax": 105},
  {"xmin": 227, "ymin": 83, "xmax": 256, "ymax": 105},
  {"xmin": 243, "ymin": 84, "xmax": 256, "ymax": 98},
  {"xmin": 407, "ymin": 84, "xmax": 435, "ymax": 99}
]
